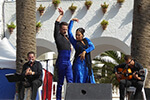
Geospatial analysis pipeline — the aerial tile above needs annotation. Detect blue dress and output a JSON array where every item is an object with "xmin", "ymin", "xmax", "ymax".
[{"xmin": 68, "ymin": 20, "xmax": 95, "ymax": 83}]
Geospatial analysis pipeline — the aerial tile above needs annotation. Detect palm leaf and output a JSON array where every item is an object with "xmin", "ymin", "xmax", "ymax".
[{"xmin": 93, "ymin": 50, "xmax": 125, "ymax": 88}]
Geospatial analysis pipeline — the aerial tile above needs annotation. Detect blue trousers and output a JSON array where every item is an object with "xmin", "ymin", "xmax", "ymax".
[
  {"xmin": 56, "ymin": 61, "xmax": 73, "ymax": 100},
  {"xmin": 56, "ymin": 50, "xmax": 73, "ymax": 100}
]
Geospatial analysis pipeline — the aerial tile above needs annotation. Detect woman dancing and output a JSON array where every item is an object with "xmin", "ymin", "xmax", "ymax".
[{"xmin": 68, "ymin": 18, "xmax": 95, "ymax": 83}]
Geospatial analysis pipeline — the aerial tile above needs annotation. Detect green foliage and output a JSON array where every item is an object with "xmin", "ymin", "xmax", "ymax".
[
  {"xmin": 85, "ymin": 0, "xmax": 93, "ymax": 6},
  {"xmin": 101, "ymin": 2, "xmax": 109, "ymax": 9},
  {"xmin": 117, "ymin": 0, "xmax": 125, "ymax": 3},
  {"xmin": 36, "ymin": 22, "xmax": 42, "ymax": 27},
  {"xmin": 7, "ymin": 22, "xmax": 16, "ymax": 29},
  {"xmin": 101, "ymin": 20, "xmax": 109, "ymax": 25},
  {"xmin": 52, "ymin": 0, "xmax": 61, "ymax": 4},
  {"xmin": 38, "ymin": 4, "xmax": 45, "ymax": 11},
  {"xmin": 69, "ymin": 3, "xmax": 77, "ymax": 11},
  {"xmin": 93, "ymin": 51, "xmax": 125, "ymax": 88}
]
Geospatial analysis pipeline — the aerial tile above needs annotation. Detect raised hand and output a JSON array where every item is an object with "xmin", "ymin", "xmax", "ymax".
[
  {"xmin": 72, "ymin": 18, "xmax": 79, "ymax": 22},
  {"xmin": 58, "ymin": 7, "xmax": 64, "ymax": 15}
]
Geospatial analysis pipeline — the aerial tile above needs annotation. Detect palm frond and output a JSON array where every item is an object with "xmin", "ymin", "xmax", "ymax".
[{"xmin": 93, "ymin": 50, "xmax": 125, "ymax": 88}]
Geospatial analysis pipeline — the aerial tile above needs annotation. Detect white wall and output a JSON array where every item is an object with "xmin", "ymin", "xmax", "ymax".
[
  {"xmin": 0, "ymin": 0, "xmax": 4, "ymax": 39},
  {"xmin": 3, "ymin": 0, "xmax": 133, "ymax": 57}
]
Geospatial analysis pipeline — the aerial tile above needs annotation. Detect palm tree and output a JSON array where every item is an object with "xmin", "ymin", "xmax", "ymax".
[
  {"xmin": 131, "ymin": 0, "xmax": 150, "ymax": 88},
  {"xmin": 16, "ymin": 0, "xmax": 36, "ymax": 99},
  {"xmin": 93, "ymin": 51, "xmax": 125, "ymax": 88}
]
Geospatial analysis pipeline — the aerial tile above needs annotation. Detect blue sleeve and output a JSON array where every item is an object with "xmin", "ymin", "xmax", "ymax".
[
  {"xmin": 85, "ymin": 38, "xmax": 95, "ymax": 53},
  {"xmin": 68, "ymin": 20, "xmax": 76, "ymax": 49}
]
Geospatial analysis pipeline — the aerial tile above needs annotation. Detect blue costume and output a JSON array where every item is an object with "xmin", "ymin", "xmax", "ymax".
[
  {"xmin": 54, "ymin": 21, "xmax": 73, "ymax": 100},
  {"xmin": 68, "ymin": 20, "xmax": 95, "ymax": 83}
]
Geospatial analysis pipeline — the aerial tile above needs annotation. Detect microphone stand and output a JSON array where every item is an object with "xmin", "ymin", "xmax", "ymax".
[{"xmin": 124, "ymin": 64, "xmax": 129, "ymax": 100}]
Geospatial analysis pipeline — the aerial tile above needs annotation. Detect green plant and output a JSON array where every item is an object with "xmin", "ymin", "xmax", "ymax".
[
  {"xmin": 85, "ymin": 0, "xmax": 92, "ymax": 9},
  {"xmin": 7, "ymin": 22, "xmax": 16, "ymax": 29},
  {"xmin": 101, "ymin": 20, "xmax": 109, "ymax": 30},
  {"xmin": 101, "ymin": 2, "xmax": 109, "ymax": 9},
  {"xmin": 36, "ymin": 22, "xmax": 42, "ymax": 28},
  {"xmin": 69, "ymin": 3, "xmax": 77, "ymax": 11},
  {"xmin": 101, "ymin": 20, "xmax": 109, "ymax": 25},
  {"xmin": 85, "ymin": 0, "xmax": 92, "ymax": 6},
  {"xmin": 52, "ymin": 0, "xmax": 60, "ymax": 5},
  {"xmin": 37, "ymin": 4, "xmax": 45, "ymax": 11},
  {"xmin": 117, "ymin": 0, "xmax": 125, "ymax": 3},
  {"xmin": 93, "ymin": 51, "xmax": 125, "ymax": 88}
]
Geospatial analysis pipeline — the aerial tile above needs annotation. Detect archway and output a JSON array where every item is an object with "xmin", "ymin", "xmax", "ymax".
[
  {"xmin": 91, "ymin": 37, "xmax": 131, "ymax": 59},
  {"xmin": 36, "ymin": 38, "xmax": 57, "ymax": 57}
]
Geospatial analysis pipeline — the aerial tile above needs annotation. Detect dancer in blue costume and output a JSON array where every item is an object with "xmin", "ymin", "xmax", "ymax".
[
  {"xmin": 68, "ymin": 18, "xmax": 95, "ymax": 83},
  {"xmin": 54, "ymin": 8, "xmax": 73, "ymax": 100}
]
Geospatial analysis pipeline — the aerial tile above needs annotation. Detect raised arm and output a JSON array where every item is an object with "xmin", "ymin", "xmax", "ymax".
[
  {"xmin": 68, "ymin": 19, "xmax": 78, "ymax": 48},
  {"xmin": 84, "ymin": 38, "xmax": 95, "ymax": 53},
  {"xmin": 56, "ymin": 7, "xmax": 64, "ymax": 22},
  {"xmin": 54, "ymin": 8, "xmax": 64, "ymax": 38}
]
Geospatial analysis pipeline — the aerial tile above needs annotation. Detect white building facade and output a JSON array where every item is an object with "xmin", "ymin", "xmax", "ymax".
[
  {"xmin": 0, "ymin": 0, "xmax": 134, "ymax": 99},
  {"xmin": 1, "ymin": 0, "xmax": 133, "ymax": 58}
]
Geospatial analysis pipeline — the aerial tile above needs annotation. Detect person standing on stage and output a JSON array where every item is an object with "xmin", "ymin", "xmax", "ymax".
[
  {"xmin": 54, "ymin": 7, "xmax": 73, "ymax": 100},
  {"xmin": 114, "ymin": 55, "xmax": 145, "ymax": 100},
  {"xmin": 18, "ymin": 51, "xmax": 42, "ymax": 100},
  {"xmin": 68, "ymin": 18, "xmax": 95, "ymax": 83}
]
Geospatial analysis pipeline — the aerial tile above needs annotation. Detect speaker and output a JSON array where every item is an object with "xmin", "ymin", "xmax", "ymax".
[{"xmin": 65, "ymin": 83, "xmax": 112, "ymax": 100}]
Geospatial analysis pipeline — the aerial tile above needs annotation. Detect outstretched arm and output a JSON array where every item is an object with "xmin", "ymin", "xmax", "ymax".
[{"xmin": 68, "ymin": 18, "xmax": 79, "ymax": 49}]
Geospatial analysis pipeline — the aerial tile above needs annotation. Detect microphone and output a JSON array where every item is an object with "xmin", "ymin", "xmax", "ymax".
[{"xmin": 28, "ymin": 60, "xmax": 32, "ymax": 65}]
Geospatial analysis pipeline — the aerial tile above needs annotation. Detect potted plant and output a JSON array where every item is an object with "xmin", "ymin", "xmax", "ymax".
[
  {"xmin": 85, "ymin": 0, "xmax": 92, "ymax": 10},
  {"xmin": 37, "ymin": 4, "xmax": 46, "ymax": 16},
  {"xmin": 117, "ymin": 0, "xmax": 125, "ymax": 3},
  {"xmin": 69, "ymin": 3, "xmax": 77, "ymax": 14},
  {"xmin": 7, "ymin": 22, "xmax": 16, "ymax": 34},
  {"xmin": 100, "ymin": 20, "xmax": 109, "ymax": 30},
  {"xmin": 101, "ymin": 2, "xmax": 109, "ymax": 14},
  {"xmin": 36, "ymin": 22, "xmax": 42, "ymax": 33},
  {"xmin": 52, "ymin": 0, "xmax": 61, "ymax": 9},
  {"xmin": 117, "ymin": 0, "xmax": 125, "ymax": 7}
]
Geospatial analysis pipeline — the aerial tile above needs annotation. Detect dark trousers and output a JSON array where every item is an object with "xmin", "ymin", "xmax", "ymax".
[
  {"xmin": 18, "ymin": 79, "xmax": 42, "ymax": 100},
  {"xmin": 119, "ymin": 79, "xmax": 143, "ymax": 100}
]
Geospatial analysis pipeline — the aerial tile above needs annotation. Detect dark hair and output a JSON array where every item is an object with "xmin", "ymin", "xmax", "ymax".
[
  {"xmin": 124, "ymin": 55, "xmax": 132, "ymax": 61},
  {"xmin": 60, "ymin": 22, "xmax": 68, "ymax": 28},
  {"xmin": 27, "ymin": 51, "xmax": 35, "ymax": 57},
  {"xmin": 76, "ymin": 28, "xmax": 85, "ymax": 35}
]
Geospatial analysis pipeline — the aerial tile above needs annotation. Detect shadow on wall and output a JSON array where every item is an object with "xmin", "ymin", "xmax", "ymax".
[
  {"xmin": 123, "ymin": 32, "xmax": 131, "ymax": 43},
  {"xmin": 85, "ymin": 8, "xmax": 103, "ymax": 28},
  {"xmin": 5, "ymin": 28, "xmax": 16, "ymax": 39},
  {"xmin": 119, "ymin": 9, "xmax": 133, "ymax": 28},
  {"xmin": 74, "ymin": 6, "xmax": 87, "ymax": 20},
  {"xmin": 90, "ymin": 25, "xmax": 103, "ymax": 38},
  {"xmin": 105, "ymin": 3, "xmax": 120, "ymax": 20},
  {"xmin": 62, "ymin": 9, "xmax": 72, "ymax": 22},
  {"xmin": 8, "ymin": 13, "xmax": 16, "ymax": 23},
  {"xmin": 36, "ymin": 4, "xmax": 56, "ymax": 23}
]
